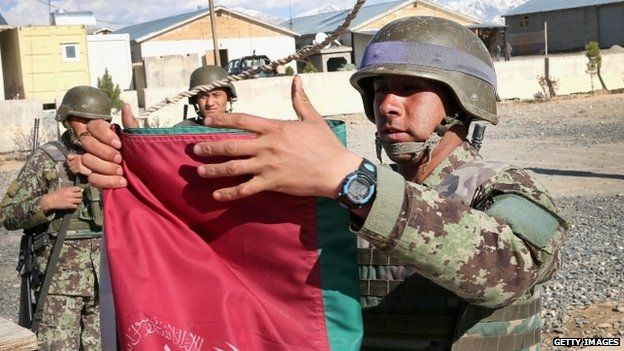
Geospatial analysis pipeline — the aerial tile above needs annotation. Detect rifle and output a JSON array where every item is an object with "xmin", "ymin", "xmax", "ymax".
[
  {"xmin": 32, "ymin": 117, "xmax": 40, "ymax": 156},
  {"xmin": 17, "ymin": 117, "xmax": 42, "ymax": 328}
]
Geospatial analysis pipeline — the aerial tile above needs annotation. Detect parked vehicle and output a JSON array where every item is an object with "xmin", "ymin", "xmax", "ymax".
[{"xmin": 225, "ymin": 54, "xmax": 275, "ymax": 77}]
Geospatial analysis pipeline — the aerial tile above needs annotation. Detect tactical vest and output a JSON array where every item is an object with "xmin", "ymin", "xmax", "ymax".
[
  {"xmin": 40, "ymin": 141, "xmax": 103, "ymax": 239},
  {"xmin": 359, "ymin": 160, "xmax": 542, "ymax": 351}
]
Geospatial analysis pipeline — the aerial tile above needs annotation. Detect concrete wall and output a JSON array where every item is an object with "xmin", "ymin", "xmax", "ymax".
[
  {"xmin": 141, "ymin": 72, "xmax": 363, "ymax": 126},
  {"xmin": 140, "ymin": 36, "xmax": 297, "ymax": 72},
  {"xmin": 87, "ymin": 34, "xmax": 133, "ymax": 90},
  {"xmin": 495, "ymin": 51, "xmax": 624, "ymax": 100},
  {"xmin": 0, "ymin": 100, "xmax": 48, "ymax": 153},
  {"xmin": 143, "ymin": 54, "xmax": 200, "ymax": 89}
]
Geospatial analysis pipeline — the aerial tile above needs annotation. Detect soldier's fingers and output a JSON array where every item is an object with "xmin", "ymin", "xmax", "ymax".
[
  {"xmin": 204, "ymin": 112, "xmax": 277, "ymax": 134},
  {"xmin": 87, "ymin": 173, "xmax": 127, "ymax": 189},
  {"xmin": 121, "ymin": 103, "xmax": 140, "ymax": 128},
  {"xmin": 197, "ymin": 159, "xmax": 257, "ymax": 179},
  {"xmin": 213, "ymin": 177, "xmax": 266, "ymax": 201},
  {"xmin": 193, "ymin": 139, "xmax": 257, "ymax": 157},
  {"xmin": 82, "ymin": 151, "xmax": 123, "ymax": 176},
  {"xmin": 291, "ymin": 76, "xmax": 324, "ymax": 124},
  {"xmin": 85, "ymin": 119, "xmax": 122, "ymax": 150},
  {"xmin": 67, "ymin": 153, "xmax": 78, "ymax": 161}
]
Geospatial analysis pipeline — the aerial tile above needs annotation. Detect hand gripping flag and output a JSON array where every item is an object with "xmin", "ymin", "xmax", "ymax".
[{"xmin": 101, "ymin": 122, "xmax": 362, "ymax": 351}]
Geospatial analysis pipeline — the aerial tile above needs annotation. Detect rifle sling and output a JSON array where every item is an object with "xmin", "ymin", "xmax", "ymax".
[{"xmin": 30, "ymin": 211, "xmax": 72, "ymax": 333}]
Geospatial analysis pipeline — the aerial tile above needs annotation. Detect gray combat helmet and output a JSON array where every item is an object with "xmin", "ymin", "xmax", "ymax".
[
  {"xmin": 56, "ymin": 86, "xmax": 112, "ymax": 123},
  {"xmin": 350, "ymin": 16, "xmax": 498, "ymax": 125},
  {"xmin": 188, "ymin": 65, "xmax": 238, "ymax": 105}
]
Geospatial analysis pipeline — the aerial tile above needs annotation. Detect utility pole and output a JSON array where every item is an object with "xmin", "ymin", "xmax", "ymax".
[
  {"xmin": 209, "ymin": 0, "xmax": 221, "ymax": 66},
  {"xmin": 48, "ymin": 0, "xmax": 52, "ymax": 24},
  {"xmin": 544, "ymin": 21, "xmax": 548, "ymax": 56}
]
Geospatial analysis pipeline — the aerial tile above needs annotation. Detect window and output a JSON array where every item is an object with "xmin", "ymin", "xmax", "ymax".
[
  {"xmin": 61, "ymin": 43, "xmax": 80, "ymax": 62},
  {"xmin": 519, "ymin": 16, "xmax": 529, "ymax": 29}
]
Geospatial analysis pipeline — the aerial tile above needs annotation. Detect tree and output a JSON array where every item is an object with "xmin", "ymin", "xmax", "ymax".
[
  {"xmin": 585, "ymin": 41, "xmax": 608, "ymax": 91},
  {"xmin": 302, "ymin": 62, "xmax": 318, "ymax": 73},
  {"xmin": 285, "ymin": 66, "xmax": 295, "ymax": 76},
  {"xmin": 97, "ymin": 68, "xmax": 123, "ymax": 110}
]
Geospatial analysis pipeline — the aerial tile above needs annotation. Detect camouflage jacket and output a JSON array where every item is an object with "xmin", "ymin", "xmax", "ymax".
[
  {"xmin": 355, "ymin": 141, "xmax": 567, "ymax": 308},
  {"xmin": 1, "ymin": 133, "xmax": 99, "ymax": 232}
]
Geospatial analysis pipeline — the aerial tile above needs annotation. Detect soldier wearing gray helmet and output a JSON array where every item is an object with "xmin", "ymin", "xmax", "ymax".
[
  {"xmin": 185, "ymin": 16, "xmax": 568, "ymax": 351},
  {"xmin": 1, "ymin": 85, "xmax": 109, "ymax": 349},
  {"xmin": 177, "ymin": 65, "xmax": 238, "ymax": 126},
  {"xmin": 78, "ymin": 16, "xmax": 567, "ymax": 351}
]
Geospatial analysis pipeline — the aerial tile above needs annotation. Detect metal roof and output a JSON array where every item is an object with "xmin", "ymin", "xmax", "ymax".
[
  {"xmin": 504, "ymin": 0, "xmax": 624, "ymax": 16},
  {"xmin": 280, "ymin": 0, "xmax": 405, "ymax": 35},
  {"xmin": 116, "ymin": 7, "xmax": 297, "ymax": 42}
]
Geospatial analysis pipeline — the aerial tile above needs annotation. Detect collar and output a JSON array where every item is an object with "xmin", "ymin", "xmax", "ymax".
[{"xmin": 421, "ymin": 141, "xmax": 480, "ymax": 188}]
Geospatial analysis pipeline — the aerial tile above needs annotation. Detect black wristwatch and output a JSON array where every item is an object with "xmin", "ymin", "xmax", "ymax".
[{"xmin": 337, "ymin": 159, "xmax": 377, "ymax": 209}]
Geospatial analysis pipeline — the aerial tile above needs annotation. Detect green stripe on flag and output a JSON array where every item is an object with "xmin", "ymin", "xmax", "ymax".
[{"xmin": 316, "ymin": 119, "xmax": 363, "ymax": 350}]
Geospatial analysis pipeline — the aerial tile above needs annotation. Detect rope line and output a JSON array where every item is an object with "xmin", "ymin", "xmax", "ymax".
[{"xmin": 142, "ymin": 0, "xmax": 367, "ymax": 116}]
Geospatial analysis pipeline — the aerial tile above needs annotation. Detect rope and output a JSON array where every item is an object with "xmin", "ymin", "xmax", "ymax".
[{"xmin": 142, "ymin": 0, "xmax": 367, "ymax": 117}]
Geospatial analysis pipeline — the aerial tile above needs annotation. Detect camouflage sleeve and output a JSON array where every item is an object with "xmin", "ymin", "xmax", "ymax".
[
  {"xmin": 354, "ymin": 166, "xmax": 567, "ymax": 308},
  {"xmin": 1, "ymin": 149, "xmax": 59, "ymax": 230}
]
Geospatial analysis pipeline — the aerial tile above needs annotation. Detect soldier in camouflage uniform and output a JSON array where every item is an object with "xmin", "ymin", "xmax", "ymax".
[
  {"xmin": 78, "ymin": 17, "xmax": 566, "ymax": 351},
  {"xmin": 1, "ymin": 85, "xmax": 111, "ymax": 350}
]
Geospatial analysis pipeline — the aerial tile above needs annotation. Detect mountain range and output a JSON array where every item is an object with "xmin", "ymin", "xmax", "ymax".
[{"xmin": 246, "ymin": 0, "xmax": 528, "ymax": 25}]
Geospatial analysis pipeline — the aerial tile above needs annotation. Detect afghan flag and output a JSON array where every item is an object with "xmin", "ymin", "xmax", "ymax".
[{"xmin": 101, "ymin": 121, "xmax": 362, "ymax": 351}]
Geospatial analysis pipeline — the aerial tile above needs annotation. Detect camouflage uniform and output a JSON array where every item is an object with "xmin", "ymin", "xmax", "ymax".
[
  {"xmin": 355, "ymin": 142, "xmax": 566, "ymax": 350},
  {"xmin": 344, "ymin": 16, "xmax": 567, "ymax": 350},
  {"xmin": 2, "ymin": 133, "xmax": 102, "ymax": 350}
]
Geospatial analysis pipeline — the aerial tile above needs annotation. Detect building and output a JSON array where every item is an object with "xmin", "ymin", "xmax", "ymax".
[
  {"xmin": 0, "ymin": 12, "xmax": 9, "ymax": 100},
  {"xmin": 87, "ymin": 33, "xmax": 133, "ymax": 91},
  {"xmin": 283, "ymin": 0, "xmax": 478, "ymax": 70},
  {"xmin": 503, "ymin": 0, "xmax": 624, "ymax": 55},
  {"xmin": 0, "ymin": 25, "xmax": 90, "ymax": 104},
  {"xmin": 116, "ymin": 7, "xmax": 299, "ymax": 78}
]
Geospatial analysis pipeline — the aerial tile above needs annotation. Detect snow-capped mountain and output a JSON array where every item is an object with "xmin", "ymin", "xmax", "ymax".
[
  {"xmin": 423, "ymin": 0, "xmax": 526, "ymax": 24},
  {"xmin": 231, "ymin": 7, "xmax": 285, "ymax": 25},
  {"xmin": 297, "ymin": 4, "xmax": 342, "ymax": 18},
  {"xmin": 293, "ymin": 0, "xmax": 526, "ymax": 24}
]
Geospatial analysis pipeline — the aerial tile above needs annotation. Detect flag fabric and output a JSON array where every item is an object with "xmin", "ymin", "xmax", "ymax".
[{"xmin": 102, "ymin": 123, "xmax": 362, "ymax": 351}]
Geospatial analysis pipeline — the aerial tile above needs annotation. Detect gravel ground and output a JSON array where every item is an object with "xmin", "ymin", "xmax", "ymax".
[{"xmin": 1, "ymin": 92, "xmax": 623, "ymax": 348}]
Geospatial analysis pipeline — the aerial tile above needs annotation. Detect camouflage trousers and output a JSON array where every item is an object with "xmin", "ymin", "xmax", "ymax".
[{"xmin": 36, "ymin": 236, "xmax": 101, "ymax": 350}]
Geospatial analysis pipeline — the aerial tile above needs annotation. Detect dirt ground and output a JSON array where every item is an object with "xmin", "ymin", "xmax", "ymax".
[{"xmin": 0, "ymin": 92, "xmax": 623, "ymax": 349}]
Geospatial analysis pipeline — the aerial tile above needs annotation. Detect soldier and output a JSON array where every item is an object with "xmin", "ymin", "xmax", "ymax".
[
  {"xmin": 1, "ymin": 86, "xmax": 110, "ymax": 350},
  {"xmin": 177, "ymin": 65, "xmax": 238, "ymax": 126},
  {"xmin": 80, "ymin": 17, "xmax": 567, "ymax": 351},
  {"xmin": 114, "ymin": 65, "xmax": 237, "ymax": 131}
]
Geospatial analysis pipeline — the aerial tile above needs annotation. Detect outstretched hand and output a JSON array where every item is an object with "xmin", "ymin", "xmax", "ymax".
[
  {"xmin": 81, "ymin": 103, "xmax": 139, "ymax": 188},
  {"xmin": 194, "ymin": 75, "xmax": 362, "ymax": 201}
]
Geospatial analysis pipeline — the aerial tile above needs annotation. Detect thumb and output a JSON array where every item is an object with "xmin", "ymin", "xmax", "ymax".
[
  {"xmin": 121, "ymin": 103, "xmax": 139, "ymax": 128},
  {"xmin": 291, "ymin": 75, "xmax": 323, "ymax": 123}
]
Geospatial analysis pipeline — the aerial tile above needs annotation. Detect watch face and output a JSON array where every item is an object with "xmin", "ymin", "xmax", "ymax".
[{"xmin": 347, "ymin": 179, "xmax": 371, "ymax": 203}]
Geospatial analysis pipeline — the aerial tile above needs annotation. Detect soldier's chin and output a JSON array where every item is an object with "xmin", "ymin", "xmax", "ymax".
[{"xmin": 386, "ymin": 152, "xmax": 424, "ymax": 165}]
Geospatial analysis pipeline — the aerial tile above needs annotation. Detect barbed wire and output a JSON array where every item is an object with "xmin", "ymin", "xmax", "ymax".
[{"xmin": 142, "ymin": 0, "xmax": 367, "ymax": 116}]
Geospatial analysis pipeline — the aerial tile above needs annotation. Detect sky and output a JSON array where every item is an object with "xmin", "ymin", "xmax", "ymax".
[{"xmin": 0, "ymin": 0, "xmax": 392, "ymax": 28}]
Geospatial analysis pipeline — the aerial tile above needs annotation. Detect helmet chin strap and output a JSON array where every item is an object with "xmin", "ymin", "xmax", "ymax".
[{"xmin": 375, "ymin": 114, "xmax": 466, "ymax": 166}]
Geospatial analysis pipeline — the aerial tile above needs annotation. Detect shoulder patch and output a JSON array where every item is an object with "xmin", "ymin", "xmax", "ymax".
[{"xmin": 485, "ymin": 194, "xmax": 560, "ymax": 250}]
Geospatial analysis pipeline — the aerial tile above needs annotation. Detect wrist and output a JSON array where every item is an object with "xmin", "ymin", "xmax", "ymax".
[{"xmin": 323, "ymin": 153, "xmax": 363, "ymax": 200}]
